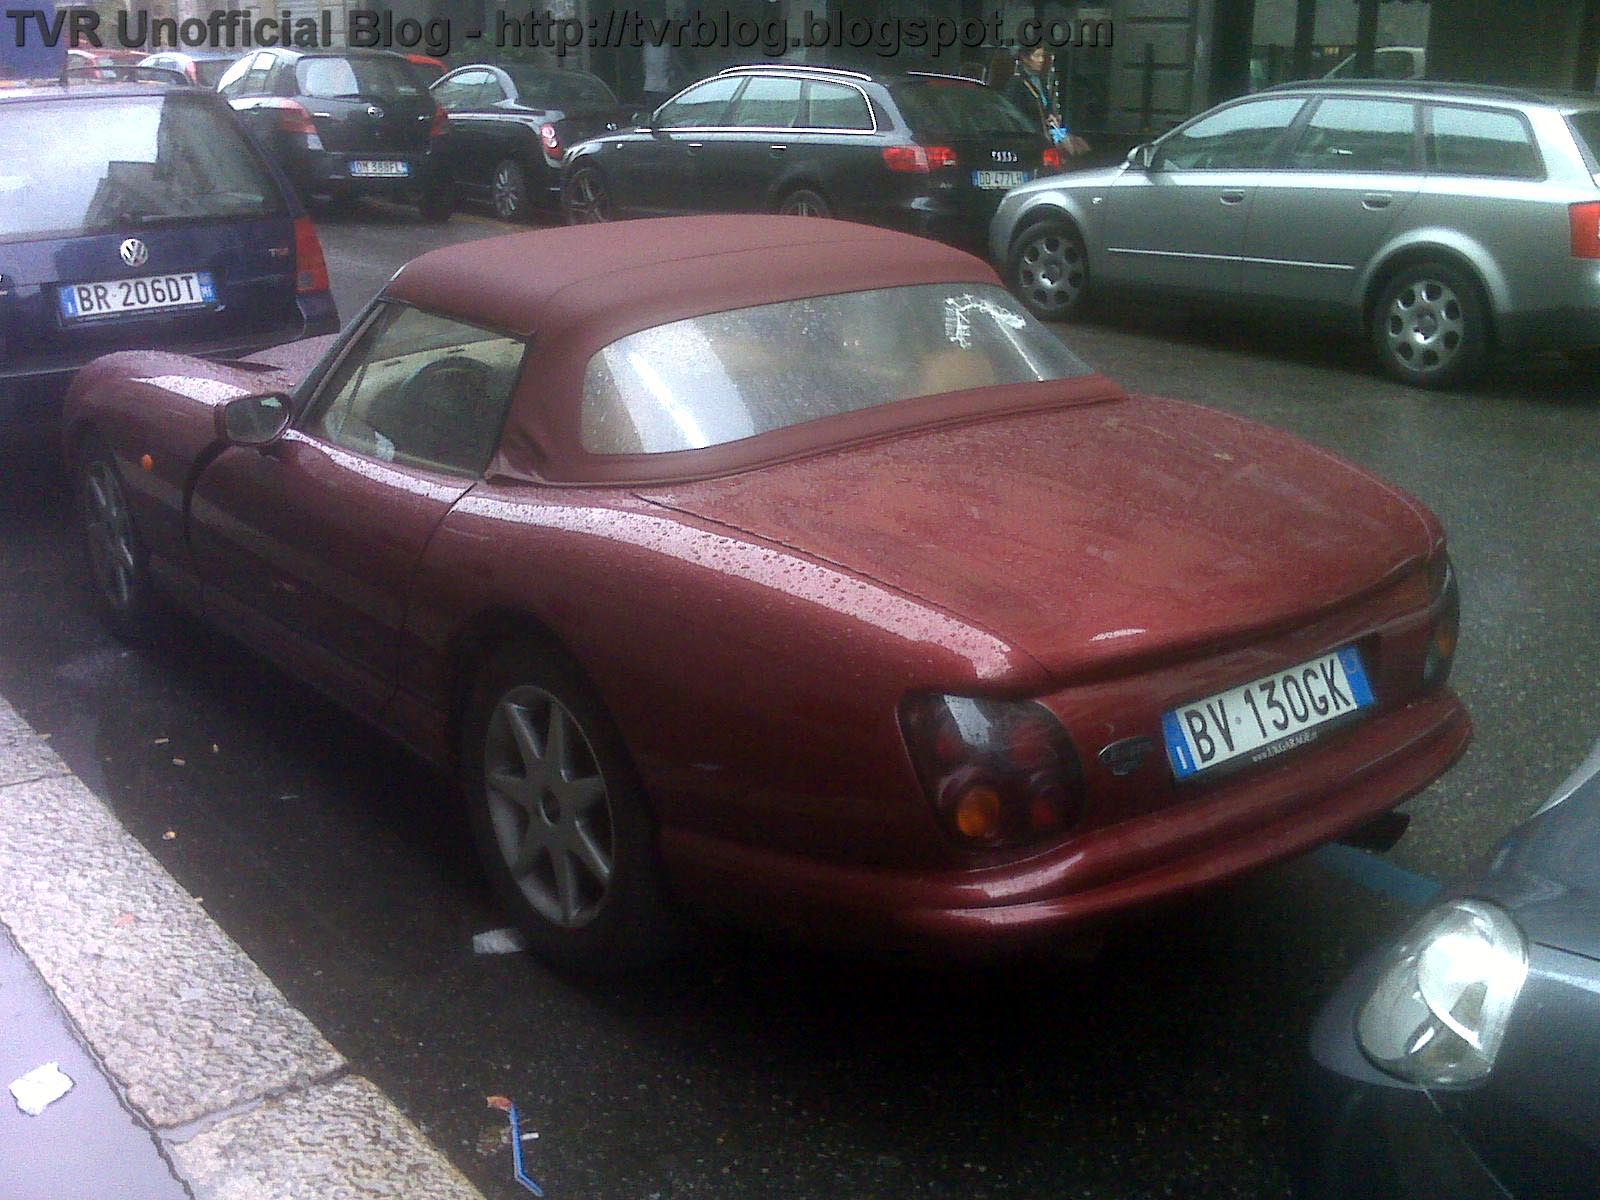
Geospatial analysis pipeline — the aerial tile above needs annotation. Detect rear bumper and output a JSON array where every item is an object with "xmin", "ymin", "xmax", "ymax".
[
  {"xmin": 0, "ymin": 293, "xmax": 338, "ymax": 408},
  {"xmin": 293, "ymin": 151, "xmax": 439, "ymax": 197},
  {"xmin": 662, "ymin": 687, "xmax": 1470, "ymax": 956}
]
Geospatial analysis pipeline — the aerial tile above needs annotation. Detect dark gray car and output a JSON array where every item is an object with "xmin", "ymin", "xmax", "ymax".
[
  {"xmin": 990, "ymin": 81, "xmax": 1600, "ymax": 389},
  {"xmin": 1300, "ymin": 736, "xmax": 1600, "ymax": 1197}
]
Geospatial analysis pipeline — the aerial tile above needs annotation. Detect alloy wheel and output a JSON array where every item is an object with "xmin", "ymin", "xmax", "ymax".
[
  {"xmin": 483, "ymin": 685, "xmax": 615, "ymax": 928},
  {"xmin": 565, "ymin": 169, "xmax": 610, "ymax": 223},
  {"xmin": 1017, "ymin": 227, "xmax": 1084, "ymax": 316},
  {"xmin": 1383, "ymin": 278, "xmax": 1465, "ymax": 376},
  {"xmin": 82, "ymin": 460, "xmax": 137, "ymax": 611},
  {"xmin": 492, "ymin": 162, "xmax": 525, "ymax": 220}
]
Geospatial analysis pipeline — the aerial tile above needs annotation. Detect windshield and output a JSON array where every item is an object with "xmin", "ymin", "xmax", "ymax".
[
  {"xmin": 503, "ymin": 65, "xmax": 616, "ymax": 110},
  {"xmin": 889, "ymin": 79, "xmax": 1035, "ymax": 138},
  {"xmin": 581, "ymin": 284, "xmax": 1090, "ymax": 455},
  {"xmin": 0, "ymin": 94, "xmax": 284, "ymax": 243},
  {"xmin": 297, "ymin": 55, "xmax": 423, "ymax": 99}
]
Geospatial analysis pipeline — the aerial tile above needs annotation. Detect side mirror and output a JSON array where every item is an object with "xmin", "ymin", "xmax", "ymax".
[
  {"xmin": 216, "ymin": 391, "xmax": 292, "ymax": 447},
  {"xmin": 1126, "ymin": 142, "xmax": 1156, "ymax": 170}
]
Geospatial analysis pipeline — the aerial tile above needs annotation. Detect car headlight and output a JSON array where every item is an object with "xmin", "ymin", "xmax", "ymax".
[{"xmin": 1356, "ymin": 898, "xmax": 1527, "ymax": 1087}]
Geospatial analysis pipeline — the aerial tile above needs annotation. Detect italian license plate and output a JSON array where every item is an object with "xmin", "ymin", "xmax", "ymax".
[
  {"xmin": 349, "ymin": 159, "xmax": 409, "ymax": 177},
  {"xmin": 58, "ymin": 272, "xmax": 215, "ymax": 321},
  {"xmin": 1162, "ymin": 647, "xmax": 1375, "ymax": 781},
  {"xmin": 972, "ymin": 169, "xmax": 1030, "ymax": 189}
]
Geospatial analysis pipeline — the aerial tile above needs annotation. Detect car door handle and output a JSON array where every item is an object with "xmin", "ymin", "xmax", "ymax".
[
  {"xmin": 686, "ymin": 142, "xmax": 703, "ymax": 155},
  {"xmin": 769, "ymin": 144, "xmax": 788, "ymax": 157},
  {"xmin": 1361, "ymin": 192, "xmax": 1393, "ymax": 210},
  {"xmin": 1219, "ymin": 190, "xmax": 1246, "ymax": 205}
]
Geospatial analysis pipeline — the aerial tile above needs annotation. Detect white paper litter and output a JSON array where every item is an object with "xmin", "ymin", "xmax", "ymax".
[
  {"xmin": 472, "ymin": 927, "xmax": 529, "ymax": 955},
  {"xmin": 9, "ymin": 1061, "xmax": 74, "ymax": 1116}
]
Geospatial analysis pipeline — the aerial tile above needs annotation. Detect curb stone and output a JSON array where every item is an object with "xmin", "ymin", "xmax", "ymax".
[{"xmin": 0, "ymin": 693, "xmax": 486, "ymax": 1200}]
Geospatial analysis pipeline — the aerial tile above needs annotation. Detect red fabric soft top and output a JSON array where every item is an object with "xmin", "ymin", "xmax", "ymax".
[{"xmin": 383, "ymin": 216, "xmax": 1121, "ymax": 484}]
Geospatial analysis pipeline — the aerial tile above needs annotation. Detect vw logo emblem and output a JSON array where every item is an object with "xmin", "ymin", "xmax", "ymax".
[
  {"xmin": 119, "ymin": 238, "xmax": 148, "ymax": 268},
  {"xmin": 366, "ymin": 104, "xmax": 384, "ymax": 119}
]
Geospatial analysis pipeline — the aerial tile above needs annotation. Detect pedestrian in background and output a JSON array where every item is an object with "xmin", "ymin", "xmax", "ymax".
[{"xmin": 1006, "ymin": 46, "xmax": 1090, "ymax": 159}]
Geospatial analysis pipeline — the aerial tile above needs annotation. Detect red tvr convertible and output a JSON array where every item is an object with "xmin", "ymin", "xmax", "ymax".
[{"xmin": 63, "ymin": 217, "xmax": 1469, "ymax": 970}]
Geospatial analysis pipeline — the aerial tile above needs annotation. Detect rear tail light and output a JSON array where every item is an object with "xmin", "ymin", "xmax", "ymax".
[
  {"xmin": 270, "ymin": 99, "xmax": 317, "ymax": 137},
  {"xmin": 1422, "ymin": 554, "xmax": 1460, "ymax": 687},
  {"xmin": 882, "ymin": 144, "xmax": 959, "ymax": 174},
  {"xmin": 1041, "ymin": 147, "xmax": 1063, "ymax": 172},
  {"xmin": 900, "ymin": 693, "xmax": 1084, "ymax": 849},
  {"xmin": 1571, "ymin": 202, "xmax": 1600, "ymax": 258},
  {"xmin": 540, "ymin": 122, "xmax": 562, "ymax": 157},
  {"xmin": 293, "ymin": 216, "xmax": 330, "ymax": 295},
  {"xmin": 429, "ymin": 105, "xmax": 449, "ymax": 139}
]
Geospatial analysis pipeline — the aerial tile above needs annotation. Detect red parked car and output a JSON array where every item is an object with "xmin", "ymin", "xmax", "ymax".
[{"xmin": 62, "ymin": 217, "xmax": 1469, "ymax": 970}]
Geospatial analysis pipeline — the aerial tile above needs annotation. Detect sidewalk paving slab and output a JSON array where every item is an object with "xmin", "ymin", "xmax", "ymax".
[{"xmin": 0, "ymin": 693, "xmax": 487, "ymax": 1200}]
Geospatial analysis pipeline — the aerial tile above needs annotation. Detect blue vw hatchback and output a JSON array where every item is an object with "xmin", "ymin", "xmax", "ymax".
[{"xmin": 0, "ymin": 79, "xmax": 338, "ymax": 448}]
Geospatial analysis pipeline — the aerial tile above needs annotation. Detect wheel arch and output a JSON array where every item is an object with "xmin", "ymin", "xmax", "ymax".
[
  {"xmin": 1360, "ymin": 240, "xmax": 1502, "ymax": 345},
  {"xmin": 765, "ymin": 172, "xmax": 830, "ymax": 212}
]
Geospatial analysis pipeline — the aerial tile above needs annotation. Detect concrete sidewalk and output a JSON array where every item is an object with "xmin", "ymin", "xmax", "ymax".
[{"xmin": 0, "ymin": 695, "xmax": 487, "ymax": 1200}]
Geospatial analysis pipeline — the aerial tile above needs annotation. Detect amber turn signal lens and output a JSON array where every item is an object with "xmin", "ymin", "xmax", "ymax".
[{"xmin": 954, "ymin": 785, "xmax": 1002, "ymax": 839}]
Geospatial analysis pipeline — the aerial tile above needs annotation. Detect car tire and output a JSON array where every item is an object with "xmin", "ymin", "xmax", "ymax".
[
  {"xmin": 1371, "ymin": 262, "xmax": 1489, "ymax": 389},
  {"xmin": 417, "ymin": 180, "xmax": 455, "ymax": 224},
  {"xmin": 460, "ymin": 641, "xmax": 677, "ymax": 972},
  {"xmin": 491, "ymin": 158, "xmax": 530, "ymax": 223},
  {"xmin": 1008, "ymin": 216, "xmax": 1089, "ymax": 321},
  {"xmin": 75, "ymin": 433, "xmax": 158, "ymax": 640},
  {"xmin": 562, "ymin": 164, "xmax": 612, "ymax": 224},
  {"xmin": 778, "ymin": 188, "xmax": 830, "ymax": 218}
]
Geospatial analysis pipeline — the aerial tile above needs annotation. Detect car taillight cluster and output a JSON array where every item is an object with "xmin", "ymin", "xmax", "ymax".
[
  {"xmin": 430, "ymin": 105, "xmax": 449, "ymax": 139},
  {"xmin": 540, "ymin": 122, "xmax": 562, "ymax": 157},
  {"xmin": 1422, "ymin": 553, "xmax": 1460, "ymax": 687},
  {"xmin": 899, "ymin": 693, "xmax": 1084, "ymax": 849},
  {"xmin": 1570, "ymin": 202, "xmax": 1600, "ymax": 259},
  {"xmin": 882, "ymin": 144, "xmax": 959, "ymax": 174},
  {"xmin": 261, "ymin": 98, "xmax": 319, "ymax": 139},
  {"xmin": 1041, "ymin": 147, "xmax": 1063, "ymax": 172},
  {"xmin": 293, "ymin": 216, "xmax": 330, "ymax": 295}
]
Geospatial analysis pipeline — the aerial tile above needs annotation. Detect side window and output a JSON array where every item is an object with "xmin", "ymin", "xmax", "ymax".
[
  {"xmin": 656, "ymin": 76, "xmax": 742, "ymax": 128},
  {"xmin": 1428, "ymin": 105, "xmax": 1541, "ymax": 178},
  {"xmin": 1288, "ymin": 98, "xmax": 1417, "ymax": 172},
  {"xmin": 480, "ymin": 75, "xmax": 509, "ymax": 105},
  {"xmin": 728, "ymin": 76, "xmax": 802, "ymax": 128},
  {"xmin": 1158, "ymin": 98, "xmax": 1305, "ymax": 170},
  {"xmin": 234, "ymin": 52, "xmax": 276, "ymax": 98},
  {"xmin": 215, "ymin": 53, "xmax": 254, "ymax": 96},
  {"xmin": 434, "ymin": 69, "xmax": 488, "ymax": 110},
  {"xmin": 305, "ymin": 305, "xmax": 524, "ymax": 477},
  {"xmin": 804, "ymin": 80, "xmax": 872, "ymax": 130}
]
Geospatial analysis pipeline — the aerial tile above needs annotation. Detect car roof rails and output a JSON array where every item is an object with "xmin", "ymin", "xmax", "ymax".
[
  {"xmin": 718, "ymin": 63, "xmax": 873, "ymax": 81},
  {"xmin": 1263, "ymin": 78, "xmax": 1580, "ymax": 105}
]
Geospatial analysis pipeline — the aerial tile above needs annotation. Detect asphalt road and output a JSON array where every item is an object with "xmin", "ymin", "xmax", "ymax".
[{"xmin": 1, "ymin": 200, "xmax": 1597, "ymax": 1200}]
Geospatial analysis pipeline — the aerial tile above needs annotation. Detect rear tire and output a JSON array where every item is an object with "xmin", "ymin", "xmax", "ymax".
[
  {"xmin": 1007, "ymin": 217, "xmax": 1089, "ymax": 321},
  {"xmin": 417, "ymin": 180, "xmax": 455, "ymax": 224},
  {"xmin": 460, "ymin": 642, "xmax": 678, "ymax": 972},
  {"xmin": 778, "ymin": 187, "xmax": 830, "ymax": 218},
  {"xmin": 1370, "ymin": 262, "xmax": 1489, "ymax": 389},
  {"xmin": 75, "ymin": 433, "xmax": 157, "ymax": 640},
  {"xmin": 491, "ymin": 159, "xmax": 530, "ymax": 223}
]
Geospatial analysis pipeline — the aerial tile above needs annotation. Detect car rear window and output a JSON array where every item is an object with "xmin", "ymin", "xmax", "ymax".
[
  {"xmin": 297, "ymin": 55, "xmax": 423, "ymax": 99},
  {"xmin": 889, "ymin": 79, "xmax": 1034, "ymax": 139},
  {"xmin": 503, "ymin": 65, "xmax": 616, "ymax": 110},
  {"xmin": 580, "ymin": 284, "xmax": 1091, "ymax": 455},
  {"xmin": 194, "ymin": 58, "xmax": 235, "ymax": 88},
  {"xmin": 0, "ymin": 94, "xmax": 284, "ymax": 244}
]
